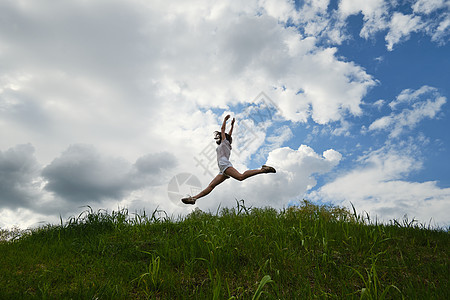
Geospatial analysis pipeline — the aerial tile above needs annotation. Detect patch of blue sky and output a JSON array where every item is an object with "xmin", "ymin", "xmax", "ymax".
[{"xmin": 349, "ymin": 40, "xmax": 448, "ymax": 179}]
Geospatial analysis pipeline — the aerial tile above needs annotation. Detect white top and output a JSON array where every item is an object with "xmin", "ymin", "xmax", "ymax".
[{"xmin": 216, "ymin": 139, "xmax": 232, "ymax": 164}]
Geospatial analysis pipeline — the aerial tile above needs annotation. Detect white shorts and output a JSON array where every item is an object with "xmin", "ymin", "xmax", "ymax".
[{"xmin": 218, "ymin": 159, "xmax": 233, "ymax": 178}]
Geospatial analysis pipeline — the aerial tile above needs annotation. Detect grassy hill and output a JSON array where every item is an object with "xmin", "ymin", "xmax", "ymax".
[{"xmin": 0, "ymin": 200, "xmax": 448, "ymax": 299}]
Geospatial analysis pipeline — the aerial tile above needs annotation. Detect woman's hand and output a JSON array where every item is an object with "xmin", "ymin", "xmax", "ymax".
[
  {"xmin": 224, "ymin": 114, "xmax": 231, "ymax": 121},
  {"xmin": 231, "ymin": 118, "xmax": 235, "ymax": 126}
]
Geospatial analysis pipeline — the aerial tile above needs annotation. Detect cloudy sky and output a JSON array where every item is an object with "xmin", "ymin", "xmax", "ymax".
[{"xmin": 1, "ymin": 0, "xmax": 449, "ymax": 229}]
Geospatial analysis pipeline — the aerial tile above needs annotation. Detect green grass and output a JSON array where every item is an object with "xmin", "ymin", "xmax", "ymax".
[{"xmin": 0, "ymin": 200, "xmax": 448, "ymax": 299}]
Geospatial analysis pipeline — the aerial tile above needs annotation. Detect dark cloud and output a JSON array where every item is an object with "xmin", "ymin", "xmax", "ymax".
[
  {"xmin": 134, "ymin": 152, "xmax": 177, "ymax": 174},
  {"xmin": 42, "ymin": 144, "xmax": 177, "ymax": 204},
  {"xmin": 42, "ymin": 144, "xmax": 129, "ymax": 203},
  {"xmin": 0, "ymin": 144, "xmax": 40, "ymax": 209}
]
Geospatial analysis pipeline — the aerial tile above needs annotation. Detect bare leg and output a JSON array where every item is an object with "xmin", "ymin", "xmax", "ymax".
[
  {"xmin": 182, "ymin": 165, "xmax": 275, "ymax": 205},
  {"xmin": 192, "ymin": 174, "xmax": 229, "ymax": 200},
  {"xmin": 224, "ymin": 166, "xmax": 265, "ymax": 181}
]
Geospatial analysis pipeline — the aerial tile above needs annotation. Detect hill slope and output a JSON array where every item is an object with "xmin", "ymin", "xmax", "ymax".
[{"xmin": 0, "ymin": 201, "xmax": 448, "ymax": 299}]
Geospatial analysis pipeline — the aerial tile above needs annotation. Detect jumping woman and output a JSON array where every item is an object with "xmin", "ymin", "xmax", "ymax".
[{"xmin": 181, "ymin": 114, "xmax": 276, "ymax": 205}]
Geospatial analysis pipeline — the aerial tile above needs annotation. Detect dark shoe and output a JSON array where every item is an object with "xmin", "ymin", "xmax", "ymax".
[
  {"xmin": 261, "ymin": 165, "xmax": 276, "ymax": 173},
  {"xmin": 181, "ymin": 196, "xmax": 197, "ymax": 205}
]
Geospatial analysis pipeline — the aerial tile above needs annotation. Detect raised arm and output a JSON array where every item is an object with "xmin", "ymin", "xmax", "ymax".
[
  {"xmin": 221, "ymin": 114, "xmax": 230, "ymax": 141},
  {"xmin": 228, "ymin": 118, "xmax": 235, "ymax": 136}
]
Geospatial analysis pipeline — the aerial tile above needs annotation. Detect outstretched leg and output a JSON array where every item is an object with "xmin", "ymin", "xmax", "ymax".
[
  {"xmin": 224, "ymin": 165, "xmax": 276, "ymax": 181},
  {"xmin": 182, "ymin": 174, "xmax": 228, "ymax": 204},
  {"xmin": 194, "ymin": 174, "xmax": 228, "ymax": 199}
]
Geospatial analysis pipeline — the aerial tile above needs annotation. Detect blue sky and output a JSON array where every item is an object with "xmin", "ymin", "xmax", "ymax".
[
  {"xmin": 328, "ymin": 25, "xmax": 450, "ymax": 187},
  {"xmin": 305, "ymin": 30, "xmax": 450, "ymax": 182},
  {"xmin": 0, "ymin": 0, "xmax": 449, "ymax": 229}
]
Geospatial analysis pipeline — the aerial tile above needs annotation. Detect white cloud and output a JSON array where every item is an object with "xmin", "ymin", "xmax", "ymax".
[
  {"xmin": 232, "ymin": 145, "xmax": 342, "ymax": 207},
  {"xmin": 338, "ymin": 0, "xmax": 389, "ymax": 39},
  {"xmin": 412, "ymin": 0, "xmax": 447, "ymax": 14},
  {"xmin": 331, "ymin": 119, "xmax": 352, "ymax": 136},
  {"xmin": 369, "ymin": 86, "xmax": 446, "ymax": 138},
  {"xmin": 368, "ymin": 115, "xmax": 392, "ymax": 131},
  {"xmin": 0, "ymin": 208, "xmax": 52, "ymax": 230},
  {"xmin": 192, "ymin": 144, "xmax": 342, "ymax": 213},
  {"xmin": 0, "ymin": 0, "xmax": 377, "ymax": 144},
  {"xmin": 431, "ymin": 13, "xmax": 450, "ymax": 43},
  {"xmin": 336, "ymin": 0, "xmax": 449, "ymax": 49},
  {"xmin": 411, "ymin": 0, "xmax": 450, "ymax": 45},
  {"xmin": 260, "ymin": 0, "xmax": 298, "ymax": 23},
  {"xmin": 339, "ymin": 0, "xmax": 386, "ymax": 17},
  {"xmin": 272, "ymin": 46, "xmax": 377, "ymax": 124},
  {"xmin": 266, "ymin": 126, "xmax": 294, "ymax": 148},
  {"xmin": 292, "ymin": 0, "xmax": 348, "ymax": 44},
  {"xmin": 373, "ymin": 99, "xmax": 385, "ymax": 109},
  {"xmin": 308, "ymin": 143, "xmax": 450, "ymax": 227},
  {"xmin": 385, "ymin": 12, "xmax": 425, "ymax": 51},
  {"xmin": 390, "ymin": 85, "xmax": 438, "ymax": 108}
]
